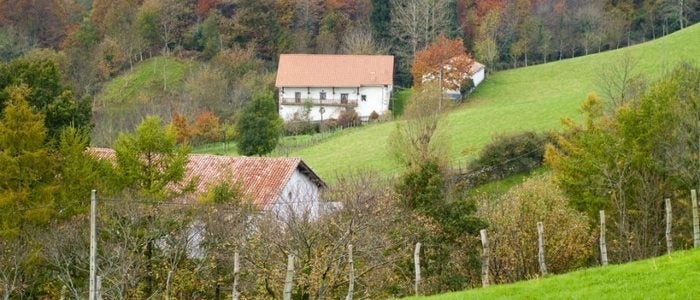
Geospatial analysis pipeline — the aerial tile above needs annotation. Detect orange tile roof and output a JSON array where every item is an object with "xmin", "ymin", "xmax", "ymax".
[
  {"xmin": 275, "ymin": 54, "xmax": 394, "ymax": 87},
  {"xmin": 88, "ymin": 148, "xmax": 325, "ymax": 210}
]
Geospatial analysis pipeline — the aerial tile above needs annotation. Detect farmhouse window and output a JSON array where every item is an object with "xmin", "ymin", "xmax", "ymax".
[
  {"xmin": 361, "ymin": 95, "xmax": 367, "ymax": 101},
  {"xmin": 340, "ymin": 93, "xmax": 349, "ymax": 104},
  {"xmin": 320, "ymin": 91, "xmax": 327, "ymax": 100},
  {"xmin": 294, "ymin": 92, "xmax": 301, "ymax": 103}
]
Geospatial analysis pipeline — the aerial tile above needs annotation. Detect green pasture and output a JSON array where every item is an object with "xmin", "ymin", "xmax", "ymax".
[{"xmin": 406, "ymin": 249, "xmax": 700, "ymax": 300}]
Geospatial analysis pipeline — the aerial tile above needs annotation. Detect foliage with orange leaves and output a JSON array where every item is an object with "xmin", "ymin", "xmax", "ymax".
[
  {"xmin": 191, "ymin": 110, "xmax": 221, "ymax": 144},
  {"xmin": 171, "ymin": 112, "xmax": 191, "ymax": 144},
  {"xmin": 411, "ymin": 35, "xmax": 475, "ymax": 91}
]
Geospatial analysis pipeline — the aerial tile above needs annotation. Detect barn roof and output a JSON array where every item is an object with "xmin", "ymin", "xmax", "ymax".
[
  {"xmin": 275, "ymin": 54, "xmax": 394, "ymax": 87},
  {"xmin": 88, "ymin": 148, "xmax": 326, "ymax": 210}
]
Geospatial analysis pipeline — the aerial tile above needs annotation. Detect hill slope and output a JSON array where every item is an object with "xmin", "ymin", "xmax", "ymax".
[
  {"xmin": 91, "ymin": 56, "xmax": 198, "ymax": 146},
  {"xmin": 287, "ymin": 24, "xmax": 700, "ymax": 179},
  {"xmin": 407, "ymin": 249, "xmax": 700, "ymax": 299}
]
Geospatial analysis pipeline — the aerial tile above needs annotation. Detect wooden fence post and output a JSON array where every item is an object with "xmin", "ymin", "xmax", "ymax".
[
  {"xmin": 283, "ymin": 254, "xmax": 294, "ymax": 300},
  {"xmin": 165, "ymin": 270, "xmax": 173, "ymax": 300},
  {"xmin": 479, "ymin": 229, "xmax": 490, "ymax": 287},
  {"xmin": 692, "ymin": 190, "xmax": 699, "ymax": 248},
  {"xmin": 346, "ymin": 244, "xmax": 354, "ymax": 300},
  {"xmin": 96, "ymin": 275, "xmax": 102, "ymax": 300},
  {"xmin": 665, "ymin": 198, "xmax": 673, "ymax": 254},
  {"xmin": 232, "ymin": 252, "xmax": 240, "ymax": 300},
  {"xmin": 414, "ymin": 242, "xmax": 422, "ymax": 296},
  {"xmin": 599, "ymin": 210, "xmax": 608, "ymax": 266},
  {"xmin": 537, "ymin": 222, "xmax": 547, "ymax": 275}
]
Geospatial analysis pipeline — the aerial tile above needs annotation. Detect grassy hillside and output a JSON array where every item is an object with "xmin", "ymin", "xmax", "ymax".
[
  {"xmin": 95, "ymin": 56, "xmax": 197, "ymax": 108},
  {"xmin": 406, "ymin": 249, "xmax": 700, "ymax": 299},
  {"xmin": 91, "ymin": 56, "xmax": 199, "ymax": 146},
  {"xmin": 283, "ymin": 24, "xmax": 700, "ymax": 179}
]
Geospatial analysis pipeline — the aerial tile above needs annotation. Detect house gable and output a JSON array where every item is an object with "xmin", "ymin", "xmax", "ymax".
[{"xmin": 88, "ymin": 148, "xmax": 326, "ymax": 211}]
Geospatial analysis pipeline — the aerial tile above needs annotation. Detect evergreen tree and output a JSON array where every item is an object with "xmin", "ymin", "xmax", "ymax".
[
  {"xmin": 56, "ymin": 127, "xmax": 103, "ymax": 217},
  {"xmin": 0, "ymin": 85, "xmax": 57, "ymax": 238},
  {"xmin": 370, "ymin": 0, "xmax": 391, "ymax": 43},
  {"xmin": 236, "ymin": 90, "xmax": 283, "ymax": 156},
  {"xmin": 112, "ymin": 115, "xmax": 193, "ymax": 201}
]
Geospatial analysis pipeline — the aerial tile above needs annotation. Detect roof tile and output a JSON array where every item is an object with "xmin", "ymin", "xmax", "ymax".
[
  {"xmin": 275, "ymin": 54, "xmax": 394, "ymax": 87},
  {"xmin": 88, "ymin": 148, "xmax": 324, "ymax": 210}
]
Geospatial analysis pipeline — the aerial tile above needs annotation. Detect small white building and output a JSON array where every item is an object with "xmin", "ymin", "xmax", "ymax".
[
  {"xmin": 423, "ymin": 59, "xmax": 486, "ymax": 100},
  {"xmin": 89, "ymin": 148, "xmax": 327, "ymax": 219},
  {"xmin": 275, "ymin": 54, "xmax": 394, "ymax": 122},
  {"xmin": 470, "ymin": 62, "xmax": 486, "ymax": 87}
]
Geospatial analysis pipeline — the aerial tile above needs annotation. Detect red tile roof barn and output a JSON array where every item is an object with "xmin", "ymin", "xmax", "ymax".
[
  {"xmin": 88, "ymin": 148, "xmax": 325, "ymax": 210},
  {"xmin": 275, "ymin": 54, "xmax": 394, "ymax": 87}
]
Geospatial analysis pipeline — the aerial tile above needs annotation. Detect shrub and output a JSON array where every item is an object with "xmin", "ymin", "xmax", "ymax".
[
  {"xmin": 467, "ymin": 131, "xmax": 551, "ymax": 186},
  {"xmin": 321, "ymin": 118, "xmax": 337, "ymax": 132},
  {"xmin": 337, "ymin": 108, "xmax": 361, "ymax": 128},
  {"xmin": 369, "ymin": 110, "xmax": 380, "ymax": 121},
  {"xmin": 284, "ymin": 119, "xmax": 315, "ymax": 135},
  {"xmin": 477, "ymin": 175, "xmax": 594, "ymax": 283},
  {"xmin": 191, "ymin": 111, "xmax": 221, "ymax": 144}
]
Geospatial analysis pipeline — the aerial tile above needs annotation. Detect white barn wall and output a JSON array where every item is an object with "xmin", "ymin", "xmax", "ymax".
[
  {"xmin": 271, "ymin": 169, "xmax": 322, "ymax": 220},
  {"xmin": 472, "ymin": 68, "xmax": 485, "ymax": 87}
]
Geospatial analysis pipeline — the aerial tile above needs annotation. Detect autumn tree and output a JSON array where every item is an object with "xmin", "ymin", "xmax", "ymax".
[
  {"xmin": 236, "ymin": 90, "xmax": 283, "ymax": 156},
  {"xmin": 231, "ymin": 0, "xmax": 283, "ymax": 60},
  {"xmin": 111, "ymin": 115, "xmax": 194, "ymax": 201},
  {"xmin": 170, "ymin": 112, "xmax": 191, "ymax": 144},
  {"xmin": 411, "ymin": 35, "xmax": 475, "ymax": 91},
  {"xmin": 474, "ymin": 9, "xmax": 500, "ymax": 70},
  {"xmin": 191, "ymin": 111, "xmax": 221, "ymax": 144}
]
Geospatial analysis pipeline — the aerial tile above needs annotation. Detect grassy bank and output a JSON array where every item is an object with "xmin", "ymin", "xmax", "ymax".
[{"xmin": 407, "ymin": 249, "xmax": 700, "ymax": 299}]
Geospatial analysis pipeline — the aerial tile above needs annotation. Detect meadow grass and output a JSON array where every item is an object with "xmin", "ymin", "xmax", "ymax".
[
  {"xmin": 405, "ymin": 249, "xmax": 700, "ymax": 300},
  {"xmin": 284, "ymin": 24, "xmax": 700, "ymax": 179},
  {"xmin": 96, "ymin": 56, "xmax": 197, "ymax": 108}
]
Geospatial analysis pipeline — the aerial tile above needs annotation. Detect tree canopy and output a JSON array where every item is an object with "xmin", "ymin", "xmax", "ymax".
[
  {"xmin": 411, "ymin": 35, "xmax": 475, "ymax": 90},
  {"xmin": 0, "ymin": 85, "xmax": 56, "ymax": 238},
  {"xmin": 236, "ymin": 90, "xmax": 283, "ymax": 156},
  {"xmin": 0, "ymin": 50, "xmax": 91, "ymax": 141},
  {"xmin": 112, "ymin": 115, "xmax": 193, "ymax": 201}
]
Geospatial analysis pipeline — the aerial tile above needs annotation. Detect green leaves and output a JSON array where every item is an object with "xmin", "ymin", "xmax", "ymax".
[
  {"xmin": 112, "ymin": 115, "xmax": 192, "ymax": 201},
  {"xmin": 235, "ymin": 90, "xmax": 283, "ymax": 156},
  {"xmin": 0, "ymin": 85, "xmax": 57, "ymax": 238},
  {"xmin": 0, "ymin": 50, "xmax": 92, "ymax": 141}
]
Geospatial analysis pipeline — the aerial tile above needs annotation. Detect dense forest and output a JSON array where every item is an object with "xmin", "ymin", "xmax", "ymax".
[
  {"xmin": 1, "ymin": 0, "xmax": 698, "ymax": 91},
  {"xmin": 1, "ymin": 0, "xmax": 697, "ymax": 145}
]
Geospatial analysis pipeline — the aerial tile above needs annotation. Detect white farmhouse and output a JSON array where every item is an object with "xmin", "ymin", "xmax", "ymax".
[{"xmin": 275, "ymin": 54, "xmax": 394, "ymax": 122}]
